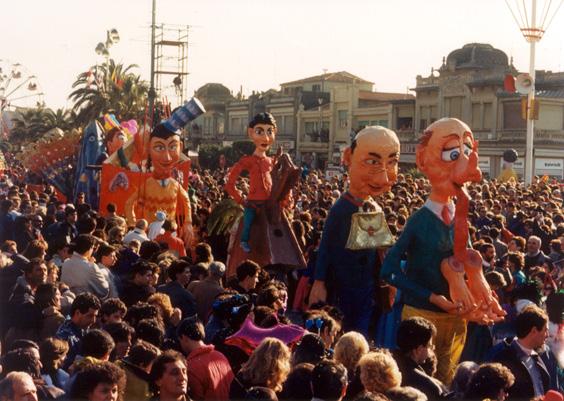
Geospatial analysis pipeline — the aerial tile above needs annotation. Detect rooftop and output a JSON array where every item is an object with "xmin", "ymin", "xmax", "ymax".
[{"xmin": 281, "ymin": 71, "xmax": 374, "ymax": 86}]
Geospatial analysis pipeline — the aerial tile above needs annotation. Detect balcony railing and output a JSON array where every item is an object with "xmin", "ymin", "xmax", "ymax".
[{"xmin": 397, "ymin": 129, "xmax": 416, "ymax": 142}]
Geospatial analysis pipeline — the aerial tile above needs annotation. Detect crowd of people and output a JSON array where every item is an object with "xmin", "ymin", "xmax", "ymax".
[{"xmin": 0, "ymin": 153, "xmax": 562, "ymax": 401}]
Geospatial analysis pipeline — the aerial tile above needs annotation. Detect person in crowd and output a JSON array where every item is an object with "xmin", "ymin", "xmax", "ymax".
[
  {"xmin": 124, "ymin": 219, "xmax": 149, "ymax": 245},
  {"xmin": 121, "ymin": 260, "xmax": 157, "ymax": 307},
  {"xmin": 155, "ymin": 220, "xmax": 187, "ymax": 258},
  {"xmin": 4, "ymin": 258, "xmax": 48, "ymax": 347},
  {"xmin": 147, "ymin": 211, "xmax": 167, "ymax": 241},
  {"xmin": 230, "ymin": 260, "xmax": 260, "ymax": 295},
  {"xmin": 525, "ymin": 236, "xmax": 551, "ymax": 273},
  {"xmin": 279, "ymin": 363, "xmax": 314, "ymax": 401},
  {"xmin": 358, "ymin": 350, "xmax": 402, "ymax": 396},
  {"xmin": 393, "ymin": 317, "xmax": 448, "ymax": 399},
  {"xmin": 176, "ymin": 317, "xmax": 234, "ymax": 400},
  {"xmin": 311, "ymin": 360, "xmax": 349, "ymax": 401},
  {"xmin": 56, "ymin": 292, "xmax": 101, "ymax": 369},
  {"xmin": 490, "ymin": 305, "xmax": 559, "ymax": 399},
  {"xmin": 0, "ymin": 372, "xmax": 38, "ymax": 401},
  {"xmin": 70, "ymin": 329, "xmax": 116, "ymax": 373},
  {"xmin": 35, "ymin": 283, "xmax": 65, "ymax": 341},
  {"xmin": 39, "ymin": 337, "xmax": 70, "ymax": 390},
  {"xmin": 1, "ymin": 347, "xmax": 65, "ymax": 400},
  {"xmin": 464, "ymin": 363, "xmax": 514, "ymax": 401},
  {"xmin": 95, "ymin": 243, "xmax": 120, "ymax": 298},
  {"xmin": 450, "ymin": 361, "xmax": 479, "ymax": 399},
  {"xmin": 230, "ymin": 338, "xmax": 291, "ymax": 399},
  {"xmin": 290, "ymin": 333, "xmax": 327, "ymax": 367},
  {"xmin": 68, "ymin": 361, "xmax": 126, "ymax": 401},
  {"xmin": 149, "ymin": 350, "xmax": 189, "ymax": 401},
  {"xmin": 60, "ymin": 234, "xmax": 109, "ymax": 298},
  {"xmin": 334, "ymin": 331, "xmax": 369, "ymax": 399},
  {"xmin": 118, "ymin": 340, "xmax": 161, "ymax": 401},
  {"xmin": 157, "ymin": 259, "xmax": 197, "ymax": 319},
  {"xmin": 104, "ymin": 322, "xmax": 135, "ymax": 361},
  {"xmin": 100, "ymin": 298, "xmax": 128, "ymax": 325},
  {"xmin": 13, "ymin": 215, "xmax": 35, "ymax": 253},
  {"xmin": 193, "ymin": 243, "xmax": 214, "ymax": 267},
  {"xmin": 187, "ymin": 261, "xmax": 225, "ymax": 323}
]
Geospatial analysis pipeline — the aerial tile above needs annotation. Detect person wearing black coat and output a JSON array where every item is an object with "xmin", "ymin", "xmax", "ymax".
[
  {"xmin": 490, "ymin": 305, "xmax": 559, "ymax": 399},
  {"xmin": 394, "ymin": 317, "xmax": 450, "ymax": 400}
]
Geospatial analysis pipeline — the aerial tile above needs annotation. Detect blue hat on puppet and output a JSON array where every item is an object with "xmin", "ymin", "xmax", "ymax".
[{"xmin": 162, "ymin": 97, "xmax": 206, "ymax": 133}]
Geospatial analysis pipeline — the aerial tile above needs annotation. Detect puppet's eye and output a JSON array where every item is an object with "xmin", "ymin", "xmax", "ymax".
[
  {"xmin": 442, "ymin": 149, "xmax": 460, "ymax": 162},
  {"xmin": 463, "ymin": 143, "xmax": 472, "ymax": 156}
]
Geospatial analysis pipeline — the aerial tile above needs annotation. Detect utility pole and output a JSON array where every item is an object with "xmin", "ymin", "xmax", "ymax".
[{"xmin": 148, "ymin": 0, "xmax": 157, "ymax": 127}]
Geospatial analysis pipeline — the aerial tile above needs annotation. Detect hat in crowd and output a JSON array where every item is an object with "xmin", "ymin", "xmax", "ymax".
[
  {"xmin": 209, "ymin": 261, "xmax": 226, "ymax": 277},
  {"xmin": 155, "ymin": 211, "xmax": 166, "ymax": 222}
]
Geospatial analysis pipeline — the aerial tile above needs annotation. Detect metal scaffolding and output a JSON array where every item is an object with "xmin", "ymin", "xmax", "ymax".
[{"xmin": 154, "ymin": 24, "xmax": 190, "ymax": 107}]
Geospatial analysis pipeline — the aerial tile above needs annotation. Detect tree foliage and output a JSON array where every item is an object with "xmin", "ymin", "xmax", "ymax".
[{"xmin": 68, "ymin": 59, "xmax": 148, "ymax": 126}]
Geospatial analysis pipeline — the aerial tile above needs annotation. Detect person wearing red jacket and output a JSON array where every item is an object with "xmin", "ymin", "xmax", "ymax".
[
  {"xmin": 177, "ymin": 317, "xmax": 234, "ymax": 400},
  {"xmin": 224, "ymin": 113, "xmax": 277, "ymax": 253}
]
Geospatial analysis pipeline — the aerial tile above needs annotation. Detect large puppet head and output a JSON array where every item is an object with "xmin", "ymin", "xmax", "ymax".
[
  {"xmin": 343, "ymin": 126, "xmax": 400, "ymax": 200},
  {"xmin": 247, "ymin": 112, "xmax": 277, "ymax": 155},
  {"xmin": 149, "ymin": 124, "xmax": 181, "ymax": 178},
  {"xmin": 416, "ymin": 118, "xmax": 481, "ymax": 200}
]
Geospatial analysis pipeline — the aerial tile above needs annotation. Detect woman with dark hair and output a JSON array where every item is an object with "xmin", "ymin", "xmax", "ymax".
[
  {"xmin": 35, "ymin": 283, "xmax": 65, "ymax": 340},
  {"xmin": 13, "ymin": 215, "xmax": 34, "ymax": 252},
  {"xmin": 69, "ymin": 360, "xmax": 126, "ymax": 401},
  {"xmin": 464, "ymin": 363, "xmax": 514, "ymax": 401},
  {"xmin": 39, "ymin": 337, "xmax": 70, "ymax": 389}
]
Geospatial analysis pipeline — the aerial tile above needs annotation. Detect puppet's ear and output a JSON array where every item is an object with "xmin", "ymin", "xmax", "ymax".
[
  {"xmin": 343, "ymin": 147, "xmax": 352, "ymax": 167},
  {"xmin": 415, "ymin": 144, "xmax": 426, "ymax": 173},
  {"xmin": 247, "ymin": 127, "xmax": 254, "ymax": 139}
]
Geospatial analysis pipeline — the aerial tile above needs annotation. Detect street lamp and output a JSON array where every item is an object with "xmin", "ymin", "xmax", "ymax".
[
  {"xmin": 504, "ymin": 0, "xmax": 563, "ymax": 184},
  {"xmin": 94, "ymin": 28, "xmax": 120, "ymax": 93}
]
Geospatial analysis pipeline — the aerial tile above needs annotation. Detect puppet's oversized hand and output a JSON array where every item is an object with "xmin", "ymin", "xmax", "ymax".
[
  {"xmin": 464, "ymin": 250, "xmax": 506, "ymax": 321},
  {"xmin": 440, "ymin": 256, "xmax": 476, "ymax": 314},
  {"xmin": 309, "ymin": 280, "xmax": 327, "ymax": 306},
  {"xmin": 429, "ymin": 293, "xmax": 458, "ymax": 314}
]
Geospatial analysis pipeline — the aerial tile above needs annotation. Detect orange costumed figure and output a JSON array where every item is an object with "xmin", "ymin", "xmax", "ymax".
[
  {"xmin": 124, "ymin": 123, "xmax": 192, "ymax": 244},
  {"xmin": 381, "ymin": 118, "xmax": 505, "ymax": 384}
]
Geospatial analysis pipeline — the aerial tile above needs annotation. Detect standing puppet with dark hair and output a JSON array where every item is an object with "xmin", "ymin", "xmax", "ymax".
[{"xmin": 224, "ymin": 112, "xmax": 277, "ymax": 253}]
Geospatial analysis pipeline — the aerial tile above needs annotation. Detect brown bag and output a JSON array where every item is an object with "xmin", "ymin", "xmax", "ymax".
[{"xmin": 345, "ymin": 212, "xmax": 395, "ymax": 250}]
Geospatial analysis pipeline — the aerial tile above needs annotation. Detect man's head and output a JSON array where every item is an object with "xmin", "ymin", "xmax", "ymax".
[
  {"xmin": 131, "ymin": 260, "xmax": 157, "ymax": 287},
  {"xmin": 343, "ymin": 126, "xmax": 400, "ymax": 200},
  {"xmin": 81, "ymin": 329, "xmax": 115, "ymax": 361},
  {"xmin": 167, "ymin": 260, "xmax": 191, "ymax": 286},
  {"xmin": 74, "ymin": 234, "xmax": 98, "ymax": 257},
  {"xmin": 135, "ymin": 219, "xmax": 148, "ymax": 232},
  {"xmin": 209, "ymin": 261, "xmax": 226, "ymax": 279},
  {"xmin": 149, "ymin": 124, "xmax": 182, "ymax": 178},
  {"xmin": 100, "ymin": 298, "xmax": 127, "ymax": 324},
  {"xmin": 150, "ymin": 350, "xmax": 188, "ymax": 398},
  {"xmin": 127, "ymin": 340, "xmax": 160, "ymax": 373},
  {"xmin": 65, "ymin": 206, "xmax": 77, "ymax": 224},
  {"xmin": 176, "ymin": 317, "xmax": 205, "ymax": 354},
  {"xmin": 396, "ymin": 317, "xmax": 437, "ymax": 365},
  {"xmin": 311, "ymin": 360, "xmax": 348, "ymax": 401},
  {"xmin": 105, "ymin": 127, "xmax": 126, "ymax": 155},
  {"xmin": 22, "ymin": 258, "xmax": 47, "ymax": 288},
  {"xmin": 526, "ymin": 235, "xmax": 542, "ymax": 255},
  {"xmin": 236, "ymin": 260, "xmax": 260, "ymax": 291},
  {"xmin": 97, "ymin": 243, "xmax": 117, "ymax": 269},
  {"xmin": 70, "ymin": 292, "xmax": 101, "ymax": 329},
  {"xmin": 416, "ymin": 118, "xmax": 481, "ymax": 199},
  {"xmin": 248, "ymin": 113, "xmax": 277, "ymax": 154},
  {"xmin": 515, "ymin": 305, "xmax": 549, "ymax": 349},
  {"xmin": 479, "ymin": 243, "xmax": 496, "ymax": 264},
  {"xmin": 0, "ymin": 372, "xmax": 38, "ymax": 401}
]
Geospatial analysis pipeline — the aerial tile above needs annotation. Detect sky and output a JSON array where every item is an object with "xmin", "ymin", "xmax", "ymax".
[{"xmin": 2, "ymin": 0, "xmax": 564, "ymax": 110}]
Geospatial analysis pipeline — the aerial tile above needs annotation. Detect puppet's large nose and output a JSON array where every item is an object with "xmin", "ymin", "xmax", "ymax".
[{"xmin": 452, "ymin": 150, "xmax": 482, "ymax": 185}]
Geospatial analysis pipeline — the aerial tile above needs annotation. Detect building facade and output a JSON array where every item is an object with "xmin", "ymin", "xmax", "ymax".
[{"xmin": 407, "ymin": 43, "xmax": 564, "ymax": 178}]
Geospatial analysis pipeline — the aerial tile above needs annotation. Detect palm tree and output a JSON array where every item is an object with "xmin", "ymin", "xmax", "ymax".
[
  {"xmin": 9, "ymin": 107, "xmax": 48, "ymax": 146},
  {"xmin": 69, "ymin": 59, "xmax": 148, "ymax": 126},
  {"xmin": 41, "ymin": 108, "xmax": 74, "ymax": 131}
]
